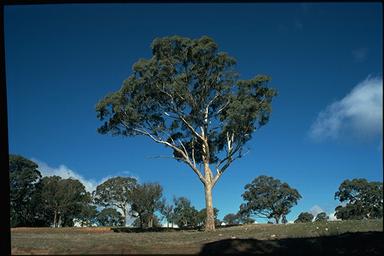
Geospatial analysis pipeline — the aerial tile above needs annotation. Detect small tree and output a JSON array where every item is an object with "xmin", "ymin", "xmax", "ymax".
[
  {"xmin": 96, "ymin": 35, "xmax": 277, "ymax": 231},
  {"xmin": 223, "ymin": 213, "xmax": 240, "ymax": 225},
  {"xmin": 335, "ymin": 178, "xmax": 383, "ymax": 220},
  {"xmin": 159, "ymin": 199, "xmax": 175, "ymax": 228},
  {"xmin": 132, "ymin": 215, "xmax": 161, "ymax": 228},
  {"xmin": 173, "ymin": 197, "xmax": 199, "ymax": 228},
  {"xmin": 97, "ymin": 208, "xmax": 124, "ymax": 226},
  {"xmin": 130, "ymin": 183, "xmax": 163, "ymax": 228},
  {"xmin": 240, "ymin": 175, "xmax": 301, "ymax": 224},
  {"xmin": 294, "ymin": 212, "xmax": 314, "ymax": 223},
  {"xmin": 93, "ymin": 176, "xmax": 137, "ymax": 226},
  {"xmin": 237, "ymin": 211, "xmax": 255, "ymax": 224},
  {"xmin": 315, "ymin": 212, "xmax": 328, "ymax": 222}
]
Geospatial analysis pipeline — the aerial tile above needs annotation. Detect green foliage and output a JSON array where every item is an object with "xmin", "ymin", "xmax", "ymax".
[
  {"xmin": 95, "ymin": 35, "xmax": 276, "ymax": 175},
  {"xmin": 335, "ymin": 178, "xmax": 383, "ymax": 220},
  {"xmin": 295, "ymin": 212, "xmax": 314, "ymax": 223},
  {"xmin": 240, "ymin": 175, "xmax": 302, "ymax": 224},
  {"xmin": 315, "ymin": 212, "xmax": 329, "ymax": 222},
  {"xmin": 173, "ymin": 197, "xmax": 199, "ymax": 228},
  {"xmin": 236, "ymin": 211, "xmax": 256, "ymax": 224},
  {"xmin": 132, "ymin": 215, "xmax": 161, "ymax": 228},
  {"xmin": 95, "ymin": 35, "xmax": 277, "ymax": 232},
  {"xmin": 130, "ymin": 183, "xmax": 163, "ymax": 228},
  {"xmin": 37, "ymin": 176, "xmax": 91, "ymax": 227},
  {"xmin": 9, "ymin": 155, "xmax": 42, "ymax": 227},
  {"xmin": 159, "ymin": 199, "xmax": 175, "ymax": 227},
  {"xmin": 74, "ymin": 203, "xmax": 98, "ymax": 227},
  {"xmin": 223, "ymin": 213, "xmax": 241, "ymax": 225},
  {"xmin": 93, "ymin": 176, "xmax": 138, "ymax": 226},
  {"xmin": 97, "ymin": 208, "xmax": 124, "ymax": 226}
]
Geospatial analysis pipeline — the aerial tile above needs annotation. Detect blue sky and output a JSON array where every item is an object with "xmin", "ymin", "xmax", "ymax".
[{"xmin": 5, "ymin": 3, "xmax": 382, "ymax": 223}]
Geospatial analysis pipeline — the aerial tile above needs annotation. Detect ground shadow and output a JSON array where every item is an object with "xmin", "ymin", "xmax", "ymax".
[{"xmin": 199, "ymin": 231, "xmax": 383, "ymax": 255}]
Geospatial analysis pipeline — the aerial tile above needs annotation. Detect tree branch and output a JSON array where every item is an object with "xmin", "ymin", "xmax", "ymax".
[
  {"xmin": 179, "ymin": 115, "xmax": 204, "ymax": 141},
  {"xmin": 212, "ymin": 134, "xmax": 244, "ymax": 186},
  {"xmin": 123, "ymin": 123, "xmax": 206, "ymax": 185}
]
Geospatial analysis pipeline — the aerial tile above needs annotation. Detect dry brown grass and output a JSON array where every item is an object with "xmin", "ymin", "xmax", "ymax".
[
  {"xmin": 11, "ymin": 219, "xmax": 383, "ymax": 255},
  {"xmin": 12, "ymin": 226, "xmax": 113, "ymax": 233}
]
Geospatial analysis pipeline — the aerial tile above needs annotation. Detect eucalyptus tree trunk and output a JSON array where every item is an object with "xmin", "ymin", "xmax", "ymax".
[
  {"xmin": 53, "ymin": 210, "xmax": 57, "ymax": 228},
  {"xmin": 204, "ymin": 182, "xmax": 215, "ymax": 231},
  {"xmin": 122, "ymin": 207, "xmax": 127, "ymax": 227},
  {"xmin": 203, "ymin": 160, "xmax": 215, "ymax": 231}
]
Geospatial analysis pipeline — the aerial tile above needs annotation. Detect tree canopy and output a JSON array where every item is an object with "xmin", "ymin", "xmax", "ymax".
[
  {"xmin": 334, "ymin": 178, "xmax": 383, "ymax": 220},
  {"xmin": 9, "ymin": 155, "xmax": 42, "ymax": 227},
  {"xmin": 38, "ymin": 176, "xmax": 90, "ymax": 227},
  {"xmin": 96, "ymin": 208, "xmax": 124, "ymax": 227},
  {"xmin": 294, "ymin": 212, "xmax": 314, "ymax": 223},
  {"xmin": 159, "ymin": 199, "xmax": 175, "ymax": 228},
  {"xmin": 93, "ymin": 176, "xmax": 138, "ymax": 226},
  {"xmin": 240, "ymin": 175, "xmax": 301, "ymax": 224},
  {"xmin": 315, "ymin": 212, "xmax": 328, "ymax": 222},
  {"xmin": 223, "ymin": 213, "xmax": 241, "ymax": 225},
  {"xmin": 130, "ymin": 183, "xmax": 163, "ymax": 228},
  {"xmin": 96, "ymin": 35, "xmax": 277, "ymax": 231},
  {"xmin": 173, "ymin": 197, "xmax": 199, "ymax": 228}
]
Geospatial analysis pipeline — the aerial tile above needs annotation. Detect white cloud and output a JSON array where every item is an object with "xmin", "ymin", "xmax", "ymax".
[
  {"xmin": 309, "ymin": 205, "xmax": 324, "ymax": 218},
  {"xmin": 31, "ymin": 158, "xmax": 139, "ymax": 193},
  {"xmin": 328, "ymin": 212, "xmax": 340, "ymax": 221},
  {"xmin": 309, "ymin": 76, "xmax": 383, "ymax": 141},
  {"xmin": 352, "ymin": 48, "xmax": 368, "ymax": 63},
  {"xmin": 32, "ymin": 159, "xmax": 98, "ymax": 192}
]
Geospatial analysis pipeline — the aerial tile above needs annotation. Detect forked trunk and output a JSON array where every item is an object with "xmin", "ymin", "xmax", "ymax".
[{"xmin": 204, "ymin": 182, "xmax": 215, "ymax": 231}]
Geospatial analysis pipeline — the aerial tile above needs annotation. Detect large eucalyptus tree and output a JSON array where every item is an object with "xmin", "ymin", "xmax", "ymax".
[{"xmin": 96, "ymin": 35, "xmax": 277, "ymax": 231}]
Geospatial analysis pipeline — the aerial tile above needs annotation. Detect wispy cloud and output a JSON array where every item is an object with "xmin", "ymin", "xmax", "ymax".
[
  {"xmin": 328, "ymin": 212, "xmax": 340, "ymax": 221},
  {"xmin": 352, "ymin": 48, "xmax": 368, "ymax": 63},
  {"xmin": 309, "ymin": 76, "xmax": 383, "ymax": 141},
  {"xmin": 309, "ymin": 205, "xmax": 324, "ymax": 218},
  {"xmin": 31, "ymin": 158, "xmax": 139, "ymax": 192}
]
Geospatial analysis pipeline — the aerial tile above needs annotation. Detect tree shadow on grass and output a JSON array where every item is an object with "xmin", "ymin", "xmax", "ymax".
[{"xmin": 199, "ymin": 231, "xmax": 383, "ymax": 255}]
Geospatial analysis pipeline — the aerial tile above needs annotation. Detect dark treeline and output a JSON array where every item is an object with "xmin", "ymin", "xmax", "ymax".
[{"xmin": 9, "ymin": 154, "xmax": 383, "ymax": 228}]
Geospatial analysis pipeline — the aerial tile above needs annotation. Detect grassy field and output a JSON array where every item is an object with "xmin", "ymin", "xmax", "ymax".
[{"xmin": 11, "ymin": 219, "xmax": 383, "ymax": 255}]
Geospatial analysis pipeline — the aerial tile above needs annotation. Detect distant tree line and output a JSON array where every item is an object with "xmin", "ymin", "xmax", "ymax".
[{"xmin": 9, "ymin": 154, "xmax": 383, "ymax": 228}]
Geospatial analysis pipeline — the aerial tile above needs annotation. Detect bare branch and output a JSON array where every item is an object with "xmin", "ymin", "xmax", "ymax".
[
  {"xmin": 179, "ymin": 115, "xmax": 204, "ymax": 141},
  {"xmin": 121, "ymin": 122, "xmax": 205, "ymax": 185},
  {"xmin": 215, "ymin": 99, "xmax": 231, "ymax": 115},
  {"xmin": 191, "ymin": 139, "xmax": 196, "ymax": 168},
  {"xmin": 212, "ymin": 134, "xmax": 244, "ymax": 186},
  {"xmin": 146, "ymin": 155, "xmax": 185, "ymax": 161},
  {"xmin": 178, "ymin": 139, "xmax": 189, "ymax": 160}
]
